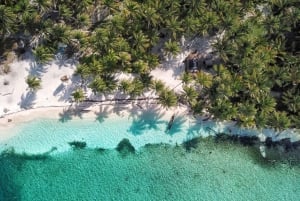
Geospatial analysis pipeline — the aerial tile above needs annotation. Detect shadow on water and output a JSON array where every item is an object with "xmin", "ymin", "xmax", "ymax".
[
  {"xmin": 213, "ymin": 134, "xmax": 300, "ymax": 168},
  {"xmin": 0, "ymin": 146, "xmax": 57, "ymax": 201},
  {"xmin": 183, "ymin": 137, "xmax": 200, "ymax": 151},
  {"xmin": 0, "ymin": 153, "xmax": 22, "ymax": 201},
  {"xmin": 95, "ymin": 105, "xmax": 111, "ymax": 123},
  {"xmin": 116, "ymin": 138, "xmax": 135, "ymax": 157},
  {"xmin": 165, "ymin": 115, "xmax": 187, "ymax": 136},
  {"xmin": 127, "ymin": 107, "xmax": 166, "ymax": 135},
  {"xmin": 186, "ymin": 119, "xmax": 221, "ymax": 139},
  {"xmin": 68, "ymin": 141, "xmax": 87, "ymax": 150},
  {"xmin": 58, "ymin": 107, "xmax": 73, "ymax": 122}
]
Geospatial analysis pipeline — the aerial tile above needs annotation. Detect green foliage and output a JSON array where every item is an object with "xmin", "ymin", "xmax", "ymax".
[
  {"xmin": 1, "ymin": 0, "xmax": 300, "ymax": 129},
  {"xmin": 151, "ymin": 79, "xmax": 165, "ymax": 94},
  {"xmin": 0, "ymin": 5, "xmax": 16, "ymax": 37},
  {"xmin": 119, "ymin": 79, "xmax": 133, "ymax": 94},
  {"xmin": 158, "ymin": 89, "xmax": 178, "ymax": 108},
  {"xmin": 26, "ymin": 76, "xmax": 41, "ymax": 91},
  {"xmin": 164, "ymin": 39, "xmax": 180, "ymax": 58},
  {"xmin": 72, "ymin": 88, "xmax": 85, "ymax": 103},
  {"xmin": 268, "ymin": 111, "xmax": 291, "ymax": 131},
  {"xmin": 182, "ymin": 85, "xmax": 198, "ymax": 106},
  {"xmin": 33, "ymin": 46, "xmax": 53, "ymax": 64}
]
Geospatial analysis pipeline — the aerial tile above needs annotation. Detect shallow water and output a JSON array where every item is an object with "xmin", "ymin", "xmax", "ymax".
[
  {"xmin": 0, "ymin": 112, "xmax": 220, "ymax": 154},
  {"xmin": 0, "ymin": 114, "xmax": 299, "ymax": 201},
  {"xmin": 1, "ymin": 139, "xmax": 300, "ymax": 201}
]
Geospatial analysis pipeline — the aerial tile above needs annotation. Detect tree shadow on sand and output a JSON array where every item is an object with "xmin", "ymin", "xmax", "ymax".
[
  {"xmin": 186, "ymin": 119, "xmax": 219, "ymax": 139},
  {"xmin": 165, "ymin": 115, "xmax": 187, "ymax": 136},
  {"xmin": 56, "ymin": 75, "xmax": 81, "ymax": 102},
  {"xmin": 18, "ymin": 91, "xmax": 36, "ymax": 109},
  {"xmin": 58, "ymin": 103, "xmax": 93, "ymax": 123},
  {"xmin": 27, "ymin": 61, "xmax": 48, "ymax": 77},
  {"xmin": 95, "ymin": 105, "xmax": 112, "ymax": 123},
  {"xmin": 127, "ymin": 106, "xmax": 166, "ymax": 136},
  {"xmin": 58, "ymin": 107, "xmax": 73, "ymax": 123}
]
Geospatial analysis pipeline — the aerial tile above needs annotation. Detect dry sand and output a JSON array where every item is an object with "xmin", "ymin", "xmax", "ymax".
[{"xmin": 0, "ymin": 37, "xmax": 299, "ymax": 144}]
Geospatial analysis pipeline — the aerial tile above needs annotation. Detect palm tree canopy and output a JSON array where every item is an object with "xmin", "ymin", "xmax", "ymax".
[{"xmin": 26, "ymin": 76, "xmax": 41, "ymax": 91}]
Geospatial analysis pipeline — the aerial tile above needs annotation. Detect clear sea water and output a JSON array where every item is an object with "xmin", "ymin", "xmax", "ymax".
[{"xmin": 0, "ymin": 112, "xmax": 299, "ymax": 201}]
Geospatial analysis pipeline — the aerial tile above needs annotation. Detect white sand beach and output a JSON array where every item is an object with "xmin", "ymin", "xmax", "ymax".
[
  {"xmin": 0, "ymin": 36, "xmax": 215, "ymax": 119},
  {"xmin": 0, "ymin": 36, "xmax": 299, "ymax": 153}
]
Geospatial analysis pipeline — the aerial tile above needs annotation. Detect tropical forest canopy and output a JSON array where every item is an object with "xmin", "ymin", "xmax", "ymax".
[{"xmin": 0, "ymin": 0, "xmax": 299, "ymax": 130}]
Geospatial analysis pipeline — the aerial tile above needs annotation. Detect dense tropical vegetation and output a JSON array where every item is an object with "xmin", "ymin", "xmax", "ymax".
[{"xmin": 0, "ymin": 0, "xmax": 299, "ymax": 130}]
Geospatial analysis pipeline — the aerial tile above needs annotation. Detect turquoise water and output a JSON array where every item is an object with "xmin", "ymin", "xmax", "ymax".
[
  {"xmin": 0, "ymin": 113, "xmax": 299, "ymax": 201},
  {"xmin": 1, "ymin": 139, "xmax": 300, "ymax": 201},
  {"xmin": 0, "ymin": 110, "xmax": 221, "ymax": 154}
]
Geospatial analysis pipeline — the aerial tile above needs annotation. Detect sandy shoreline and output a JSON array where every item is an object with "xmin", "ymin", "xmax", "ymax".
[
  {"xmin": 0, "ymin": 102, "xmax": 189, "ymax": 140},
  {"xmin": 1, "ymin": 38, "xmax": 299, "ymax": 152},
  {"xmin": 1, "ymin": 102, "xmax": 299, "ymax": 142}
]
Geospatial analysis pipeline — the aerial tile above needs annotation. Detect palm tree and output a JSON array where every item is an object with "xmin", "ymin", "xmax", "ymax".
[
  {"xmin": 129, "ymin": 78, "xmax": 144, "ymax": 98},
  {"xmin": 282, "ymin": 89, "xmax": 300, "ymax": 114},
  {"xmin": 210, "ymin": 98, "xmax": 237, "ymax": 121},
  {"xmin": 255, "ymin": 94, "xmax": 276, "ymax": 115},
  {"xmin": 151, "ymin": 79, "xmax": 165, "ymax": 95},
  {"xmin": 58, "ymin": 4, "xmax": 72, "ymax": 20},
  {"xmin": 33, "ymin": 46, "xmax": 53, "ymax": 64},
  {"xmin": 132, "ymin": 31, "xmax": 150, "ymax": 52},
  {"xmin": 118, "ymin": 51, "xmax": 131, "ymax": 70},
  {"xmin": 72, "ymin": 88, "xmax": 85, "ymax": 103},
  {"xmin": 181, "ymin": 72, "xmax": 193, "ymax": 85},
  {"xmin": 182, "ymin": 85, "xmax": 198, "ymax": 106},
  {"xmin": 237, "ymin": 102, "xmax": 257, "ymax": 128},
  {"xmin": 83, "ymin": 55, "xmax": 103, "ymax": 76},
  {"xmin": 108, "ymin": 14, "xmax": 126, "ymax": 33},
  {"xmin": 164, "ymin": 39, "xmax": 180, "ymax": 59},
  {"xmin": 47, "ymin": 24, "xmax": 70, "ymax": 46},
  {"xmin": 196, "ymin": 71, "xmax": 213, "ymax": 89},
  {"xmin": 26, "ymin": 76, "xmax": 41, "ymax": 91},
  {"xmin": 101, "ymin": 49, "xmax": 119, "ymax": 72},
  {"xmin": 119, "ymin": 79, "xmax": 133, "ymax": 95},
  {"xmin": 140, "ymin": 5, "xmax": 161, "ymax": 30},
  {"xmin": 31, "ymin": 0, "xmax": 51, "ymax": 14},
  {"xmin": 89, "ymin": 76, "xmax": 106, "ymax": 94},
  {"xmin": 183, "ymin": 16, "xmax": 199, "ymax": 37},
  {"xmin": 268, "ymin": 111, "xmax": 291, "ymax": 131},
  {"xmin": 165, "ymin": 16, "xmax": 183, "ymax": 39},
  {"xmin": 132, "ymin": 60, "xmax": 149, "ymax": 74},
  {"xmin": 182, "ymin": 0, "xmax": 206, "ymax": 17},
  {"xmin": 140, "ymin": 73, "xmax": 153, "ymax": 89},
  {"xmin": 112, "ymin": 37, "xmax": 130, "ymax": 53},
  {"xmin": 101, "ymin": 0, "xmax": 118, "ymax": 15},
  {"xmin": 0, "ymin": 5, "xmax": 16, "ymax": 38},
  {"xmin": 158, "ymin": 88, "xmax": 178, "ymax": 108},
  {"xmin": 75, "ymin": 13, "xmax": 90, "ymax": 28},
  {"xmin": 92, "ymin": 27, "xmax": 113, "ymax": 54},
  {"xmin": 102, "ymin": 74, "xmax": 117, "ymax": 93},
  {"xmin": 124, "ymin": 0, "xmax": 139, "ymax": 20},
  {"xmin": 255, "ymin": 112, "xmax": 269, "ymax": 129}
]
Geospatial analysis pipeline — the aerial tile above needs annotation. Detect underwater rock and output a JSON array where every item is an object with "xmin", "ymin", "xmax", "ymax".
[
  {"xmin": 116, "ymin": 138, "xmax": 135, "ymax": 154},
  {"xmin": 215, "ymin": 133, "xmax": 259, "ymax": 146},
  {"xmin": 215, "ymin": 133, "xmax": 238, "ymax": 143},
  {"xmin": 239, "ymin": 136, "xmax": 259, "ymax": 146},
  {"xmin": 183, "ymin": 138, "xmax": 199, "ymax": 151},
  {"xmin": 0, "ymin": 147, "xmax": 54, "ymax": 160},
  {"xmin": 264, "ymin": 137, "xmax": 296, "ymax": 152},
  {"xmin": 261, "ymin": 138, "xmax": 300, "ymax": 163},
  {"xmin": 68, "ymin": 141, "xmax": 87, "ymax": 149}
]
